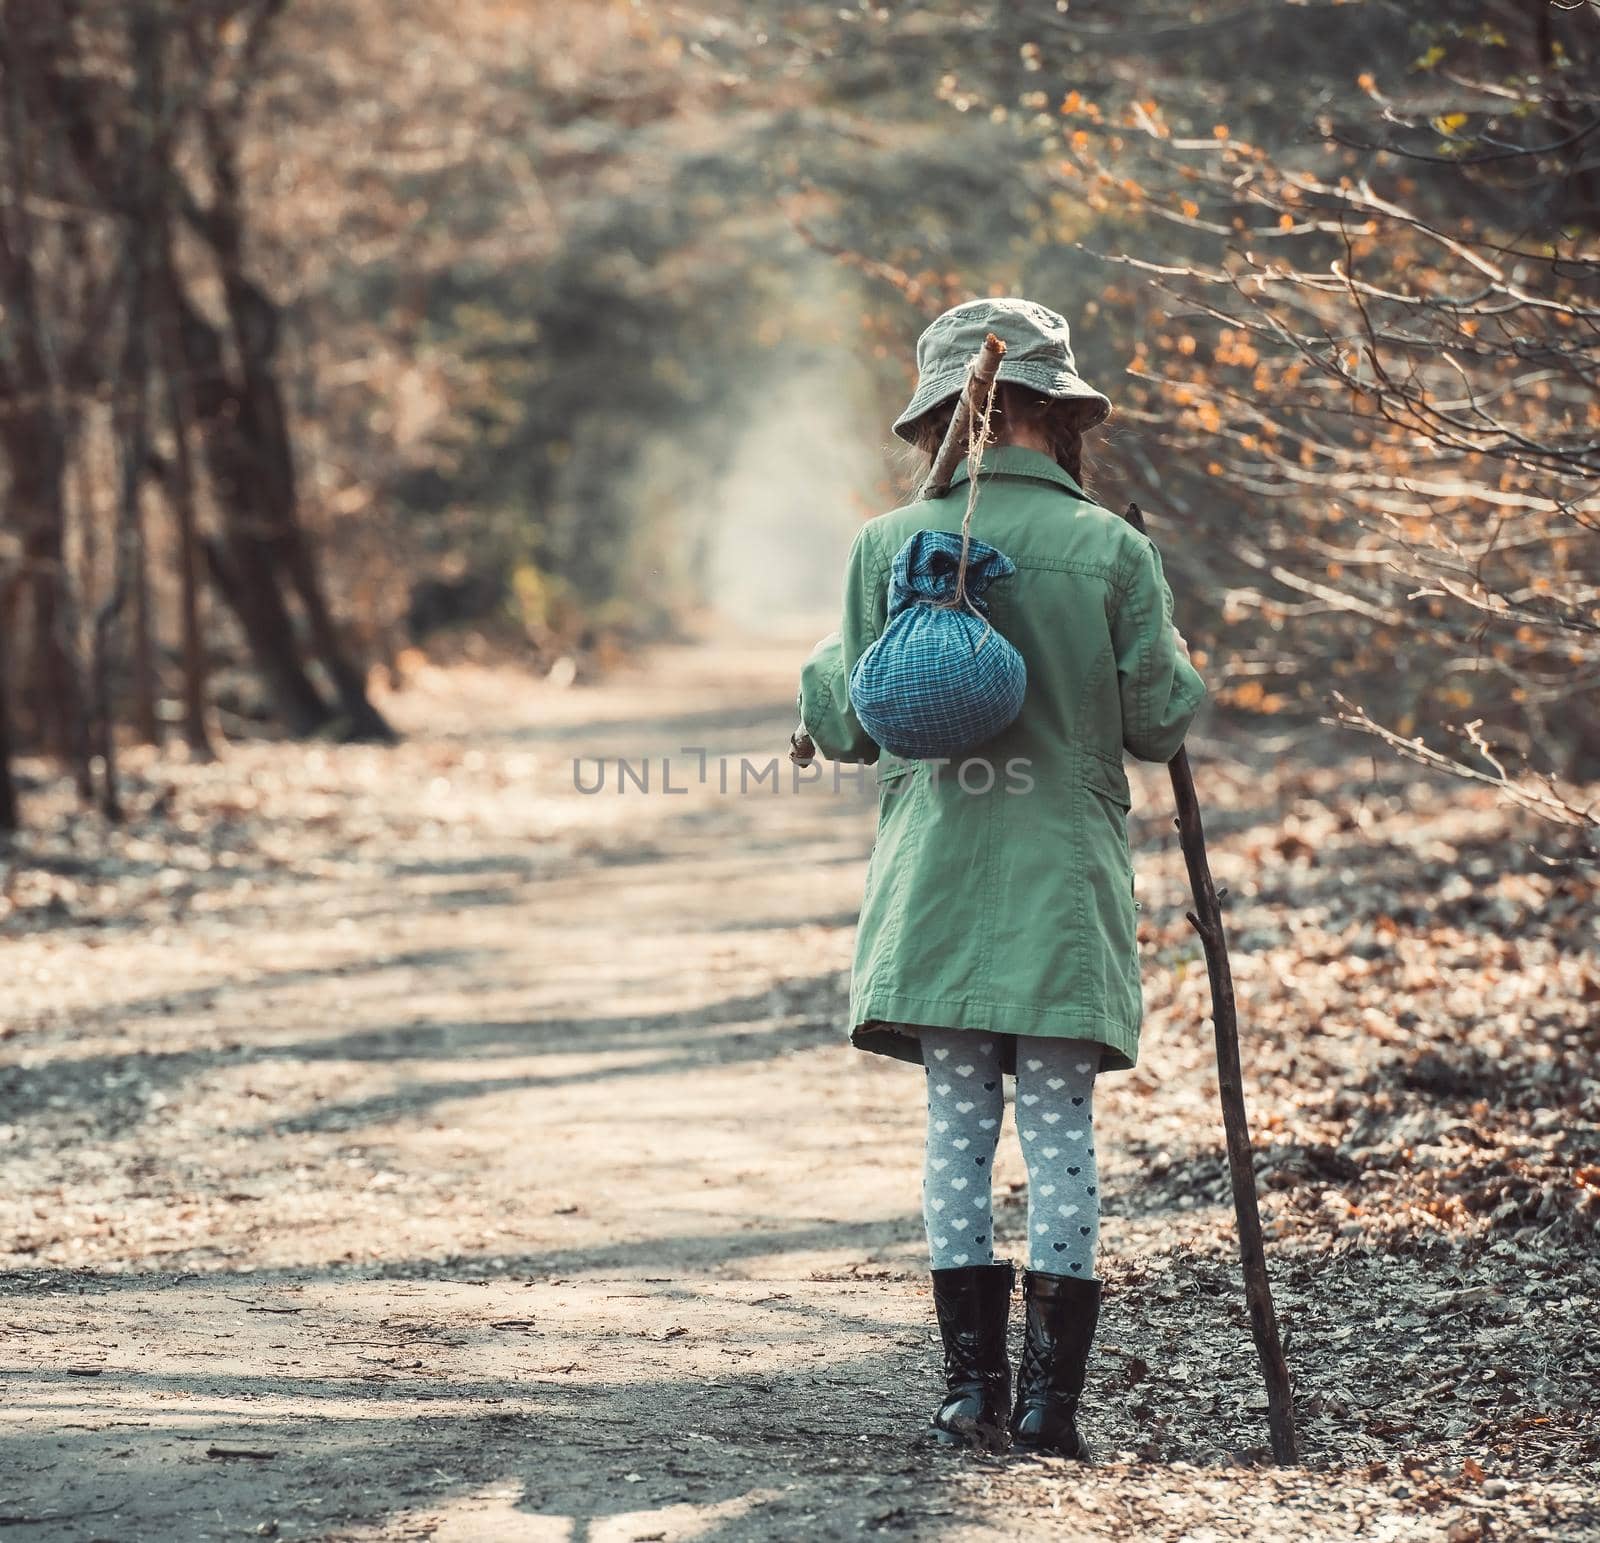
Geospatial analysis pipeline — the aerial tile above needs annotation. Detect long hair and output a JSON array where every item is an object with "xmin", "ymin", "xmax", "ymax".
[{"xmin": 906, "ymin": 382, "xmax": 1098, "ymax": 490}]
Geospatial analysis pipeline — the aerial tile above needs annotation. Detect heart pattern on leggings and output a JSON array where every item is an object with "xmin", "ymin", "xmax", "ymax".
[
  {"xmin": 920, "ymin": 1029, "xmax": 1098, "ymax": 1280},
  {"xmin": 1018, "ymin": 1045, "xmax": 1101, "ymax": 1277}
]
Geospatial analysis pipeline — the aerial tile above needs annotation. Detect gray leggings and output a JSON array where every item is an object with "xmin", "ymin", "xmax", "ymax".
[{"xmin": 920, "ymin": 1026, "xmax": 1099, "ymax": 1277}]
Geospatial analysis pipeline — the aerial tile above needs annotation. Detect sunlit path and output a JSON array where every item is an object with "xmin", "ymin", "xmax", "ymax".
[{"xmin": 3, "ymin": 636, "xmax": 1594, "ymax": 1540}]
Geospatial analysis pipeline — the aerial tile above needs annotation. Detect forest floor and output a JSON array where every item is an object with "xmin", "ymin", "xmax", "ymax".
[{"xmin": 2, "ymin": 632, "xmax": 1598, "ymax": 1542}]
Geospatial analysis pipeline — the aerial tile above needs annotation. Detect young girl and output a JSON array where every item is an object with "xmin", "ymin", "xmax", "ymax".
[{"xmin": 799, "ymin": 298, "xmax": 1206, "ymax": 1458}]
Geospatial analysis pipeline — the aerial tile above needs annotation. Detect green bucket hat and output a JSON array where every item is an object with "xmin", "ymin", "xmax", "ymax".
[{"xmin": 891, "ymin": 297, "xmax": 1111, "ymax": 443}]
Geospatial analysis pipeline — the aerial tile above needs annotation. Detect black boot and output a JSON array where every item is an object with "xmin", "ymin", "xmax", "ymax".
[
  {"xmin": 929, "ymin": 1260, "xmax": 1014, "ymax": 1449},
  {"xmin": 1009, "ymin": 1270, "xmax": 1101, "ymax": 1460}
]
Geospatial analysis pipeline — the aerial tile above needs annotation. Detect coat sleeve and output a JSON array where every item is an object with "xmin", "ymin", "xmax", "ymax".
[
  {"xmin": 1110, "ymin": 534, "xmax": 1207, "ymax": 763},
  {"xmin": 797, "ymin": 524, "xmax": 887, "ymax": 764}
]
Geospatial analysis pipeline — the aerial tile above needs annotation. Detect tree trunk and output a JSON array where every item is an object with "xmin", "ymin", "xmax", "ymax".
[
  {"xmin": 129, "ymin": 477, "xmax": 159, "ymax": 745},
  {"xmin": 0, "ymin": 585, "xmax": 19, "ymax": 834},
  {"xmin": 180, "ymin": 74, "xmax": 394, "ymax": 743},
  {"xmin": 4, "ymin": 416, "xmax": 83, "ymax": 770},
  {"xmin": 199, "ymin": 531, "xmax": 333, "ymax": 736},
  {"xmin": 0, "ymin": 16, "xmax": 88, "ymax": 790},
  {"xmin": 90, "ymin": 0, "xmax": 164, "ymax": 823},
  {"xmin": 219, "ymin": 272, "xmax": 395, "ymax": 742},
  {"xmin": 157, "ymin": 299, "xmax": 217, "ymax": 760},
  {"xmin": 165, "ymin": 272, "xmax": 336, "ymax": 737}
]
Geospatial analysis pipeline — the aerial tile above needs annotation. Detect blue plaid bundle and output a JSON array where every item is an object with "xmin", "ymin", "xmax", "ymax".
[{"xmin": 848, "ymin": 529, "xmax": 1026, "ymax": 760}]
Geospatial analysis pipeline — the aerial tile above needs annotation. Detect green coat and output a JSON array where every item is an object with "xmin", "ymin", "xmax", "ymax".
[{"xmin": 800, "ymin": 445, "xmax": 1206, "ymax": 1075}]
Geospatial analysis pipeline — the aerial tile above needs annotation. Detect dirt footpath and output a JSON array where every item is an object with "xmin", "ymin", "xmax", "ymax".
[{"xmin": 2, "ymin": 634, "xmax": 1597, "ymax": 1541}]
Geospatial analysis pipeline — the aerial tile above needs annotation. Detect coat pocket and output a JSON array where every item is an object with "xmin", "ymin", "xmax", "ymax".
[
  {"xmin": 1080, "ymin": 752, "xmax": 1136, "ymax": 909},
  {"xmin": 871, "ymin": 755, "xmax": 918, "ymax": 837},
  {"xmin": 876, "ymin": 752, "xmax": 916, "ymax": 788},
  {"xmin": 1081, "ymin": 752, "xmax": 1132, "ymax": 812}
]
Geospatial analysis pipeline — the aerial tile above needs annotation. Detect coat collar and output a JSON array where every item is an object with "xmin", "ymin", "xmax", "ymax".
[{"xmin": 945, "ymin": 444, "xmax": 1087, "ymax": 501}]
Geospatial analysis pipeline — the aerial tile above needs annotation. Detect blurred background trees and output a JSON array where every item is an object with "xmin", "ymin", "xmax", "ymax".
[
  {"xmin": 0, "ymin": 0, "xmax": 1594, "ymax": 834},
  {"xmin": 993, "ymin": 0, "xmax": 1600, "ymax": 817},
  {"xmin": 0, "ymin": 0, "xmax": 394, "ymax": 831}
]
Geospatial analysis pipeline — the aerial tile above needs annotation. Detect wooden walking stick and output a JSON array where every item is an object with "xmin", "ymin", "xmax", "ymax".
[
  {"xmin": 1123, "ymin": 499, "xmax": 1299, "ymax": 1465},
  {"xmin": 790, "ymin": 334, "xmax": 1008, "ymax": 767}
]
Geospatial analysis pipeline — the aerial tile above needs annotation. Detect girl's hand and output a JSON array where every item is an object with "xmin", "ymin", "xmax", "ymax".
[{"xmin": 1171, "ymin": 625, "xmax": 1191, "ymax": 659}]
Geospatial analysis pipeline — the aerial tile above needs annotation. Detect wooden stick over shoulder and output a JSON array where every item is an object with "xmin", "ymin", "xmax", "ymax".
[
  {"xmin": 791, "ymin": 332, "xmax": 1006, "ymax": 764},
  {"xmin": 917, "ymin": 332, "xmax": 1007, "ymax": 502}
]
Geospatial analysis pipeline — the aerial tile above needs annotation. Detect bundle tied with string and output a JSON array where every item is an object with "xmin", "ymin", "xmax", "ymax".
[{"xmin": 847, "ymin": 342, "xmax": 1028, "ymax": 762}]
